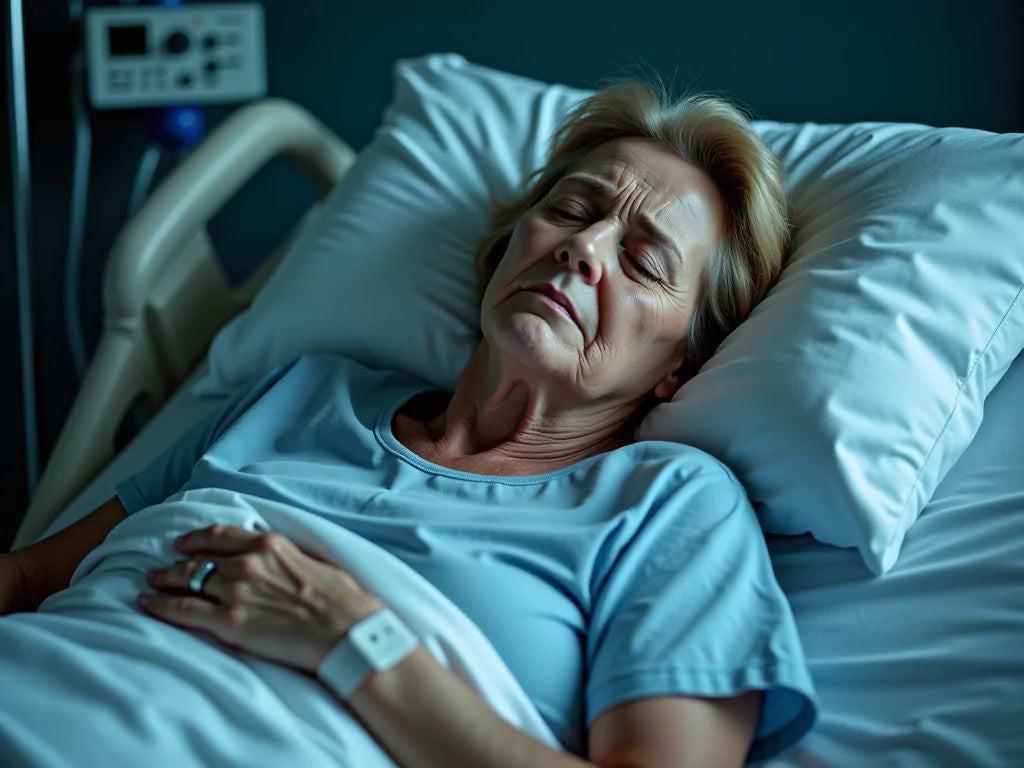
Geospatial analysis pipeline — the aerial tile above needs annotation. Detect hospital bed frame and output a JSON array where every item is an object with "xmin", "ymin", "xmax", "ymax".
[{"xmin": 13, "ymin": 99, "xmax": 356, "ymax": 549}]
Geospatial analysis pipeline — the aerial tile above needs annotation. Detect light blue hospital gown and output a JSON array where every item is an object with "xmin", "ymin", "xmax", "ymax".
[{"xmin": 117, "ymin": 354, "xmax": 818, "ymax": 762}]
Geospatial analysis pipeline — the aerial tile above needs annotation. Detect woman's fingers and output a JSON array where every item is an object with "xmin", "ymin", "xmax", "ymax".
[
  {"xmin": 139, "ymin": 526, "xmax": 387, "ymax": 671},
  {"xmin": 146, "ymin": 557, "xmax": 232, "ymax": 602},
  {"xmin": 174, "ymin": 523, "xmax": 268, "ymax": 555},
  {"xmin": 136, "ymin": 592, "xmax": 227, "ymax": 638}
]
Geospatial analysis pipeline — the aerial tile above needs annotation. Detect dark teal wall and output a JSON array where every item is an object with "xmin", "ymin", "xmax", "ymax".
[
  {"xmin": 267, "ymin": 0, "xmax": 1024, "ymax": 147},
  {"xmin": 3, "ymin": 0, "xmax": 1022, "ymax": 547}
]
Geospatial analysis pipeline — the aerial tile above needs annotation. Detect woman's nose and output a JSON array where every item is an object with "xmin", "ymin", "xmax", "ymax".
[{"xmin": 556, "ymin": 222, "xmax": 616, "ymax": 283}]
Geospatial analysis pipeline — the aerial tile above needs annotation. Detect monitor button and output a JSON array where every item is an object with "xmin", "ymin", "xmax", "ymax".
[{"xmin": 164, "ymin": 31, "xmax": 190, "ymax": 55}]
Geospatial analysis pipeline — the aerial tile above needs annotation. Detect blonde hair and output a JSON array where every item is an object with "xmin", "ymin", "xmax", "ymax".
[{"xmin": 475, "ymin": 81, "xmax": 790, "ymax": 382}]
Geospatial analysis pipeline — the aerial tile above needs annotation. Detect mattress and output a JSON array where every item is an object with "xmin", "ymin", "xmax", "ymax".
[{"xmin": 43, "ymin": 353, "xmax": 1024, "ymax": 766}]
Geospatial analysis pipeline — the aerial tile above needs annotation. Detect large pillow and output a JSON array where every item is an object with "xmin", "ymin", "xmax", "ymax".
[{"xmin": 194, "ymin": 53, "xmax": 1024, "ymax": 575}]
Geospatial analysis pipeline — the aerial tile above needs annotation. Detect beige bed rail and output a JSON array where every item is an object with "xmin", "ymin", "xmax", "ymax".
[{"xmin": 13, "ymin": 98, "xmax": 356, "ymax": 549}]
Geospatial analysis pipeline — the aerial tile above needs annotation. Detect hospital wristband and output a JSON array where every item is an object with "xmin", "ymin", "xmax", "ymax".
[{"xmin": 316, "ymin": 608, "xmax": 420, "ymax": 700}]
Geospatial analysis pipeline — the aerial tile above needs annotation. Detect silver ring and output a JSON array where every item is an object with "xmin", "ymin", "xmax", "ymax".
[{"xmin": 188, "ymin": 560, "xmax": 217, "ymax": 595}]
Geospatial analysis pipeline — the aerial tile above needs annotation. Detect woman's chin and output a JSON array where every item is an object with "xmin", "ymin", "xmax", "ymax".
[{"xmin": 489, "ymin": 320, "xmax": 577, "ymax": 378}]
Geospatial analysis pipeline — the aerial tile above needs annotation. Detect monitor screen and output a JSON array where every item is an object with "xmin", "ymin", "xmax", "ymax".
[{"xmin": 107, "ymin": 25, "xmax": 147, "ymax": 56}]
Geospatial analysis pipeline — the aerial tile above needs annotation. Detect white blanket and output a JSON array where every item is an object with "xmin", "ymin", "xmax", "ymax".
[{"xmin": 0, "ymin": 488, "xmax": 561, "ymax": 766}]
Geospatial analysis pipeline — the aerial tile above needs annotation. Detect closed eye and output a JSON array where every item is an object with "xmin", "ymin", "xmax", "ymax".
[
  {"xmin": 550, "ymin": 204, "xmax": 588, "ymax": 222},
  {"xmin": 625, "ymin": 253, "xmax": 660, "ymax": 283},
  {"xmin": 547, "ymin": 203, "xmax": 662, "ymax": 284}
]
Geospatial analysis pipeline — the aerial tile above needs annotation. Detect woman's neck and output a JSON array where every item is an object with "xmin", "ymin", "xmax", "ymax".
[{"xmin": 394, "ymin": 343, "xmax": 636, "ymax": 475}]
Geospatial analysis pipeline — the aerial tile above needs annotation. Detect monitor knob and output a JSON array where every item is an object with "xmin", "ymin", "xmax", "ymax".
[{"xmin": 164, "ymin": 30, "xmax": 190, "ymax": 55}]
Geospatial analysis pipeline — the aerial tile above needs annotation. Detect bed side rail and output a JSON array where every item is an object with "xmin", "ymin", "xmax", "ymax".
[{"xmin": 13, "ymin": 98, "xmax": 355, "ymax": 549}]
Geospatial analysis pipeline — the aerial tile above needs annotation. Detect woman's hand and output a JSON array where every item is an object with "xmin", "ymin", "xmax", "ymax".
[{"xmin": 138, "ymin": 524, "xmax": 385, "ymax": 673}]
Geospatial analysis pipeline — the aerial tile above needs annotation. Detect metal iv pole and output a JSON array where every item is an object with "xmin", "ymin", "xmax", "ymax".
[{"xmin": 6, "ymin": 0, "xmax": 40, "ymax": 498}]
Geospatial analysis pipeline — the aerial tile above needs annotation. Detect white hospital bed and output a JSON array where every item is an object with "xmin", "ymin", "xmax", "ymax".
[{"xmin": 12, "ymin": 98, "xmax": 1024, "ymax": 766}]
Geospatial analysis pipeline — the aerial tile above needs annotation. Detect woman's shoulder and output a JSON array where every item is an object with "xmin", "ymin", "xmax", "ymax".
[
  {"xmin": 289, "ymin": 353, "xmax": 431, "ymax": 390},
  {"xmin": 269, "ymin": 354, "xmax": 435, "ymax": 427},
  {"xmin": 620, "ymin": 439, "xmax": 744, "ymax": 491},
  {"xmin": 610, "ymin": 438, "xmax": 749, "ymax": 505},
  {"xmin": 608, "ymin": 441, "xmax": 756, "ymax": 530}
]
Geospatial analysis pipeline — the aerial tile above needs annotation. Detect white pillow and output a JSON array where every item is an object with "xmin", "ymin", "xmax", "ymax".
[
  {"xmin": 195, "ymin": 53, "xmax": 1024, "ymax": 575},
  {"xmin": 197, "ymin": 55, "xmax": 589, "ymax": 394}
]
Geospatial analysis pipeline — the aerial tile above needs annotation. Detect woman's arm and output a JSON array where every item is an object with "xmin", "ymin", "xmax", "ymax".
[
  {"xmin": 0, "ymin": 554, "xmax": 29, "ymax": 615},
  {"xmin": 347, "ymin": 646, "xmax": 761, "ymax": 768},
  {"xmin": 588, "ymin": 692, "xmax": 763, "ymax": 768},
  {"xmin": 347, "ymin": 646, "xmax": 595, "ymax": 768},
  {"xmin": 5, "ymin": 496, "xmax": 127, "ymax": 612}
]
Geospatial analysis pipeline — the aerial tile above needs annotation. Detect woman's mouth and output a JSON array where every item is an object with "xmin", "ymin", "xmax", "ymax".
[{"xmin": 523, "ymin": 286, "xmax": 582, "ymax": 333}]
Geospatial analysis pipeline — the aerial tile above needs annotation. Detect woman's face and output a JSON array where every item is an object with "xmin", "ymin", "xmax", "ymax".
[{"xmin": 480, "ymin": 136, "xmax": 726, "ymax": 405}]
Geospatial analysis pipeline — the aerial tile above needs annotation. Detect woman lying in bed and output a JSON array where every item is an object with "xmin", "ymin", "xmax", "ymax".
[{"xmin": 0, "ymin": 83, "xmax": 817, "ymax": 767}]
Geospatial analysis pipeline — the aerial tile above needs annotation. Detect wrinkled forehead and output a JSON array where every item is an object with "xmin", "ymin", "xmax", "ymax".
[
  {"xmin": 559, "ymin": 137, "xmax": 726, "ymax": 245},
  {"xmin": 571, "ymin": 139, "xmax": 664, "ymax": 187}
]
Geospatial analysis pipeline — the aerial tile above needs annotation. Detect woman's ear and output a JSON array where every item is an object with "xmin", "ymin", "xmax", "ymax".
[{"xmin": 652, "ymin": 367, "xmax": 682, "ymax": 400}]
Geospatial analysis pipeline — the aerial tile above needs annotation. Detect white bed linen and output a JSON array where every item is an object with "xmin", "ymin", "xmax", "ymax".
[
  {"xmin": 767, "ymin": 350, "xmax": 1024, "ymax": 766},
  {"xmin": 2, "ymin": 487, "xmax": 558, "ymax": 766},
  {"xmin": 36, "ymin": 353, "xmax": 1024, "ymax": 766}
]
